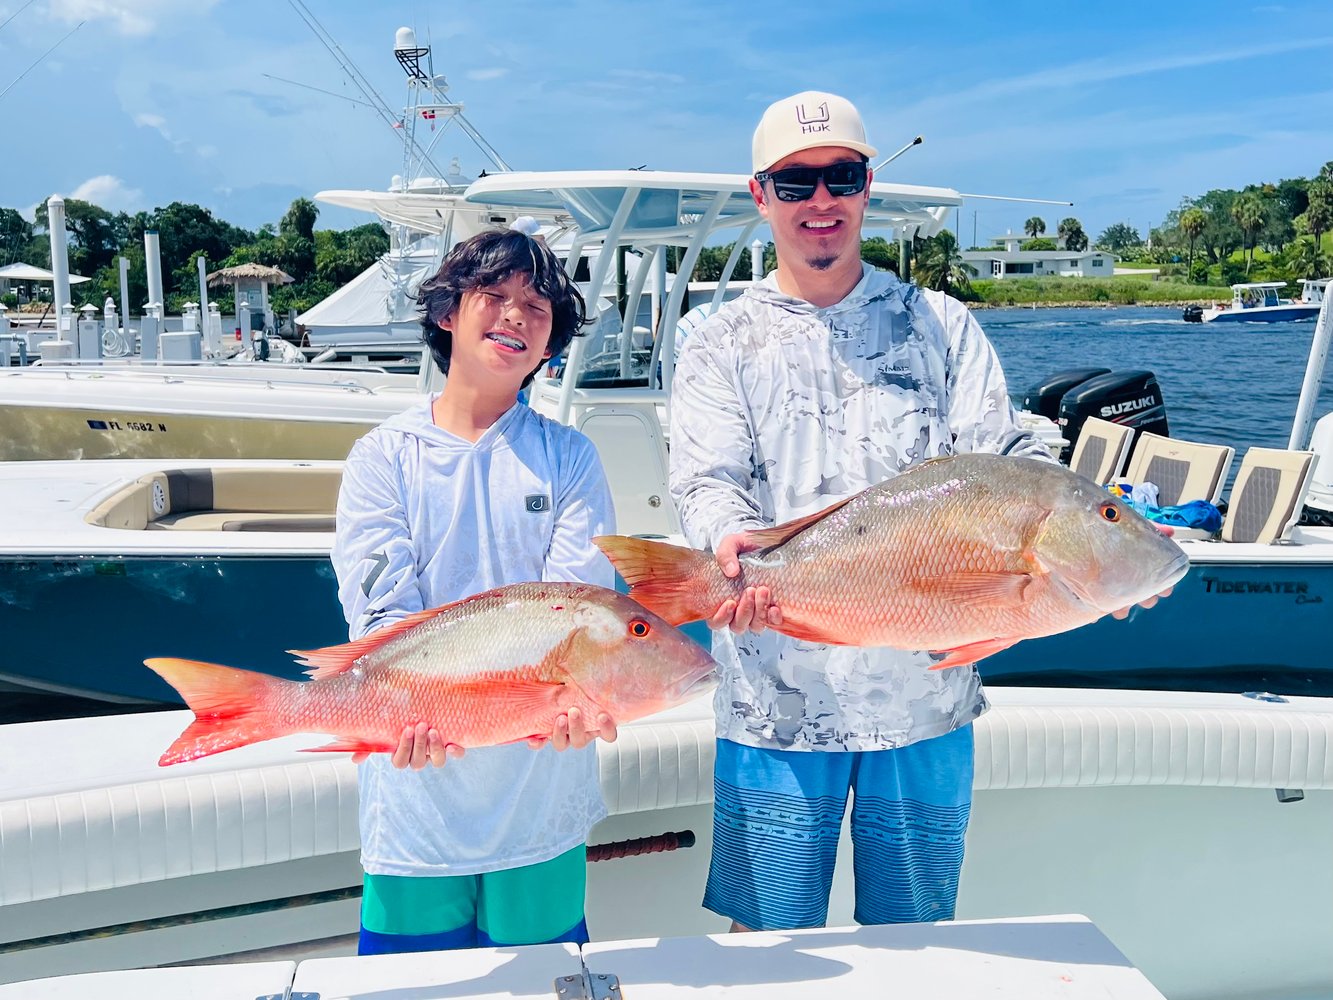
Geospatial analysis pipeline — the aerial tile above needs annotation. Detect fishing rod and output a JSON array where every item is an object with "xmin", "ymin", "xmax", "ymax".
[
  {"xmin": 0, "ymin": 19, "xmax": 84, "ymax": 103},
  {"xmin": 873, "ymin": 135, "xmax": 923, "ymax": 173}
]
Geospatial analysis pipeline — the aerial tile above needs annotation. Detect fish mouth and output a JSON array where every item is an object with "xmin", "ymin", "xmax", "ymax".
[
  {"xmin": 680, "ymin": 670, "xmax": 717, "ymax": 700},
  {"xmin": 1069, "ymin": 544, "xmax": 1191, "ymax": 614}
]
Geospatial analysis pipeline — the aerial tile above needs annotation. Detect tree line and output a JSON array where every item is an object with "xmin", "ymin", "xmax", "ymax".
[
  {"xmin": 1076, "ymin": 161, "xmax": 1332, "ymax": 283},
  {"xmin": 0, "ymin": 196, "xmax": 389, "ymax": 316}
]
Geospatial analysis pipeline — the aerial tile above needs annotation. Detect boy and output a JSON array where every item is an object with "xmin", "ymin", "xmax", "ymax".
[{"xmin": 331, "ymin": 225, "xmax": 617, "ymax": 954}]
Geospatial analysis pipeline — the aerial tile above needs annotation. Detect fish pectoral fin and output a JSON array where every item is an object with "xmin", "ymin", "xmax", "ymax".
[
  {"xmin": 488, "ymin": 679, "xmax": 570, "ymax": 716},
  {"xmin": 927, "ymin": 637, "xmax": 1021, "ymax": 670},
  {"xmin": 922, "ymin": 571, "xmax": 1046, "ymax": 607},
  {"xmin": 302, "ymin": 737, "xmax": 400, "ymax": 754},
  {"xmin": 744, "ymin": 494, "xmax": 858, "ymax": 552}
]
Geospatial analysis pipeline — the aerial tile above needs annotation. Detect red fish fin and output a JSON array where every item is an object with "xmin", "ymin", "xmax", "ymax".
[
  {"xmin": 927, "ymin": 637, "xmax": 1020, "ymax": 670},
  {"xmin": 484, "ymin": 679, "xmax": 569, "ymax": 716},
  {"xmin": 301, "ymin": 738, "xmax": 399, "ymax": 754},
  {"xmin": 593, "ymin": 535, "xmax": 722, "ymax": 625},
  {"xmin": 743, "ymin": 495, "xmax": 857, "ymax": 552},
  {"xmin": 773, "ymin": 617, "xmax": 858, "ymax": 646},
  {"xmin": 919, "ymin": 572, "xmax": 1046, "ymax": 607},
  {"xmin": 144, "ymin": 657, "xmax": 291, "ymax": 765},
  {"xmin": 288, "ymin": 605, "xmax": 452, "ymax": 679}
]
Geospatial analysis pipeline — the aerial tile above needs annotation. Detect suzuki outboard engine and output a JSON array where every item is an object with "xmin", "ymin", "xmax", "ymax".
[
  {"xmin": 1057, "ymin": 370, "xmax": 1169, "ymax": 464},
  {"xmin": 1022, "ymin": 367, "xmax": 1111, "ymax": 424}
]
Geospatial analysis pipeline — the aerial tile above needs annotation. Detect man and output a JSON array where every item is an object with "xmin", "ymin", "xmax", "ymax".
[{"xmin": 668, "ymin": 91, "xmax": 1058, "ymax": 934}]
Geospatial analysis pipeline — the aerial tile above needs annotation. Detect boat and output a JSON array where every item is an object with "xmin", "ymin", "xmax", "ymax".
[
  {"xmin": 1, "ymin": 686, "xmax": 1329, "ymax": 997},
  {"xmin": 1196, "ymin": 279, "xmax": 1326, "ymax": 323},
  {"xmin": 1, "ymin": 169, "xmax": 1330, "ymax": 704},
  {"xmin": 3, "ymin": 172, "xmax": 1333, "ymax": 999}
]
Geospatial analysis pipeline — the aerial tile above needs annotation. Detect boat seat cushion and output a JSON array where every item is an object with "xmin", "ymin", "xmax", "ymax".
[{"xmin": 86, "ymin": 466, "xmax": 343, "ymax": 530}]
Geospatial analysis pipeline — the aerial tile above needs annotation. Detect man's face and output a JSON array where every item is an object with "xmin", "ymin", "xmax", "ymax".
[{"xmin": 749, "ymin": 145, "xmax": 872, "ymax": 274}]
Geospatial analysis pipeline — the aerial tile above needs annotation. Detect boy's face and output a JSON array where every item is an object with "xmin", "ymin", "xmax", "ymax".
[{"xmin": 441, "ymin": 271, "xmax": 554, "ymax": 390}]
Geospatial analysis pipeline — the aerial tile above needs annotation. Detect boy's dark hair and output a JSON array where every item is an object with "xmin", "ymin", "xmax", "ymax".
[{"xmin": 417, "ymin": 228, "xmax": 587, "ymax": 388}]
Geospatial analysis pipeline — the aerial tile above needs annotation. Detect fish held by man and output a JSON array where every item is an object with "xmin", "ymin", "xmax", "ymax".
[
  {"xmin": 595, "ymin": 453, "xmax": 1189, "ymax": 669},
  {"xmin": 147, "ymin": 582, "xmax": 715, "ymax": 766}
]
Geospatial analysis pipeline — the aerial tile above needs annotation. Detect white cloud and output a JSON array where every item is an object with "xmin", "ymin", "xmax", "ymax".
[
  {"xmin": 132, "ymin": 112, "xmax": 187, "ymax": 150},
  {"xmin": 466, "ymin": 68, "xmax": 509, "ymax": 81},
  {"xmin": 69, "ymin": 174, "xmax": 144, "ymax": 211},
  {"xmin": 47, "ymin": 0, "xmax": 221, "ymax": 37}
]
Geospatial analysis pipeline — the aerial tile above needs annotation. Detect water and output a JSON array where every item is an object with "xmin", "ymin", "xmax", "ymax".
[{"xmin": 979, "ymin": 305, "xmax": 1331, "ymax": 457}]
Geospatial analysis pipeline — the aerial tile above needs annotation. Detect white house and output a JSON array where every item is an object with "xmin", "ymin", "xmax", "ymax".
[{"xmin": 961, "ymin": 231, "xmax": 1117, "ymax": 280}]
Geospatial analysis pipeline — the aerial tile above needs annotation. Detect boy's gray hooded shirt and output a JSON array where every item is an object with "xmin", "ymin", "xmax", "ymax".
[{"xmin": 670, "ymin": 265, "xmax": 1052, "ymax": 752}]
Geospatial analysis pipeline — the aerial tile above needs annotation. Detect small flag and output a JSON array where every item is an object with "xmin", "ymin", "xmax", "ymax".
[
  {"xmin": 420, "ymin": 108, "xmax": 436, "ymax": 120},
  {"xmin": 391, "ymin": 120, "xmax": 404, "ymax": 130}
]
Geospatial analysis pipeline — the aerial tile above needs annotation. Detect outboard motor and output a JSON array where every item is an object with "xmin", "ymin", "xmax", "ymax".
[
  {"xmin": 1057, "ymin": 370, "xmax": 1169, "ymax": 464},
  {"xmin": 1022, "ymin": 368, "xmax": 1111, "ymax": 424}
]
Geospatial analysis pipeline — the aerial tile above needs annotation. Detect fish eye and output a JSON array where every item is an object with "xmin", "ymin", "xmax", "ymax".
[
  {"xmin": 1100, "ymin": 502, "xmax": 1120, "ymax": 522},
  {"xmin": 628, "ymin": 619, "xmax": 651, "ymax": 638}
]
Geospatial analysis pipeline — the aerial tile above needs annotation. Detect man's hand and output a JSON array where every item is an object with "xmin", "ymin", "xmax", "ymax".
[
  {"xmin": 708, "ymin": 531, "xmax": 784, "ymax": 635},
  {"xmin": 1112, "ymin": 523, "xmax": 1177, "ymax": 620},
  {"xmin": 528, "ymin": 707, "xmax": 619, "ymax": 751},
  {"xmin": 1111, "ymin": 585, "xmax": 1173, "ymax": 621},
  {"xmin": 354, "ymin": 722, "xmax": 465, "ymax": 768}
]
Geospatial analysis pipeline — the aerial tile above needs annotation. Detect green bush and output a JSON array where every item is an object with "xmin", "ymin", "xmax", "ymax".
[{"xmin": 1, "ymin": 292, "xmax": 16, "ymax": 309}]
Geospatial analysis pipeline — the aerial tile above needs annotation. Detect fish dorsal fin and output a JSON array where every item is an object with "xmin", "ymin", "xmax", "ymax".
[
  {"xmin": 744, "ymin": 494, "xmax": 858, "ymax": 553},
  {"xmin": 288, "ymin": 604, "xmax": 457, "ymax": 679}
]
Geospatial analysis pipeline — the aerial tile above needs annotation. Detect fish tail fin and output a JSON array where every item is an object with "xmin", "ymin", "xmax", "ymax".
[
  {"xmin": 593, "ymin": 535, "xmax": 728, "ymax": 625},
  {"xmin": 145, "ymin": 657, "xmax": 293, "ymax": 765}
]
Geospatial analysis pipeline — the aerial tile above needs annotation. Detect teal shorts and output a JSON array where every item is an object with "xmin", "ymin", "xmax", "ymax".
[{"xmin": 358, "ymin": 844, "xmax": 588, "ymax": 954}]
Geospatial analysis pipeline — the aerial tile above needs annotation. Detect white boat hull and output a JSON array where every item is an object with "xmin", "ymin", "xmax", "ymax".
[{"xmin": 2, "ymin": 691, "xmax": 1330, "ymax": 999}]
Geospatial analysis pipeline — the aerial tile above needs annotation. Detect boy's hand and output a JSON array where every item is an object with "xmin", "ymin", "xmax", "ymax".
[
  {"xmin": 354, "ymin": 722, "xmax": 466, "ymax": 768},
  {"xmin": 529, "ymin": 707, "xmax": 619, "ymax": 751},
  {"xmin": 709, "ymin": 531, "xmax": 783, "ymax": 635}
]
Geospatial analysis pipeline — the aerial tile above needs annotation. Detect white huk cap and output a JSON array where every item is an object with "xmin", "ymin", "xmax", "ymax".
[{"xmin": 751, "ymin": 91, "xmax": 878, "ymax": 174}]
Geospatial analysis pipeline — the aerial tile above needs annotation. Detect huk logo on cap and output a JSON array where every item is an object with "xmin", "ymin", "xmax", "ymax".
[
  {"xmin": 795, "ymin": 101, "xmax": 831, "ymax": 134},
  {"xmin": 525, "ymin": 494, "xmax": 551, "ymax": 513}
]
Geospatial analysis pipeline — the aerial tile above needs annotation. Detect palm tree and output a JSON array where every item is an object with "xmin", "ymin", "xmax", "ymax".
[
  {"xmin": 1180, "ymin": 208, "xmax": 1207, "ymax": 278},
  {"xmin": 1230, "ymin": 194, "xmax": 1265, "ymax": 275},
  {"xmin": 915, "ymin": 231, "xmax": 972, "ymax": 296},
  {"xmin": 1304, "ymin": 181, "xmax": 1332, "ymax": 256},
  {"xmin": 1024, "ymin": 216, "xmax": 1046, "ymax": 239},
  {"xmin": 1291, "ymin": 237, "xmax": 1329, "ymax": 280},
  {"xmin": 1058, "ymin": 217, "xmax": 1088, "ymax": 252}
]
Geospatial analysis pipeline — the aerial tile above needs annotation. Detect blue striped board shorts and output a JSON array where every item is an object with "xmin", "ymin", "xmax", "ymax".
[{"xmin": 704, "ymin": 724, "xmax": 974, "ymax": 932}]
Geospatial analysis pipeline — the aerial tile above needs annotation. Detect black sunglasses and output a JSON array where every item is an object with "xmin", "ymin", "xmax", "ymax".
[{"xmin": 754, "ymin": 160, "xmax": 869, "ymax": 202}]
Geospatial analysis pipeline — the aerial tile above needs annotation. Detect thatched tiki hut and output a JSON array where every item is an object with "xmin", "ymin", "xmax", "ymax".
[{"xmin": 206, "ymin": 263, "xmax": 294, "ymax": 333}]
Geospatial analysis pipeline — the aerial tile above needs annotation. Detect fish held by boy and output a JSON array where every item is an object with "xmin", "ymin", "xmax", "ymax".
[
  {"xmin": 147, "ymin": 582, "xmax": 715, "ymax": 766},
  {"xmin": 594, "ymin": 453, "xmax": 1189, "ymax": 669}
]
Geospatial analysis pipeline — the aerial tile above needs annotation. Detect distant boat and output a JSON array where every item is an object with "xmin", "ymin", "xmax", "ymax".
[{"xmin": 1191, "ymin": 278, "xmax": 1327, "ymax": 323}]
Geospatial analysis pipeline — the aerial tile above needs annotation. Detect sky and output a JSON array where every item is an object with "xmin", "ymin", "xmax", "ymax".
[{"xmin": 2, "ymin": 0, "xmax": 1331, "ymax": 246}]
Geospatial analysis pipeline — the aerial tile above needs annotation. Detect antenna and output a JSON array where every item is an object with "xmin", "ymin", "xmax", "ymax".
[
  {"xmin": 872, "ymin": 136, "xmax": 923, "ymax": 173},
  {"xmin": 286, "ymin": 0, "xmax": 447, "ymax": 179}
]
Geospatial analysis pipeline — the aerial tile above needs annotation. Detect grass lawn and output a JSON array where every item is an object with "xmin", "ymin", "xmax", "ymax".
[{"xmin": 969, "ymin": 276, "xmax": 1219, "ymax": 306}]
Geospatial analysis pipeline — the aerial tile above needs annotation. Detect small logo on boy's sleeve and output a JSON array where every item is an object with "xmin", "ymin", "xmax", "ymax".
[{"xmin": 525, "ymin": 494, "xmax": 551, "ymax": 513}]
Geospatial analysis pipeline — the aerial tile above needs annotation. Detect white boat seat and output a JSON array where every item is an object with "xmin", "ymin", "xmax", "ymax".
[
  {"xmin": 1221, "ymin": 447, "xmax": 1317, "ymax": 544},
  {"xmin": 574, "ymin": 402, "xmax": 680, "ymax": 538},
  {"xmin": 1124, "ymin": 432, "xmax": 1234, "ymax": 506},
  {"xmin": 85, "ymin": 466, "xmax": 343, "ymax": 531},
  {"xmin": 1069, "ymin": 416, "xmax": 1134, "ymax": 485}
]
